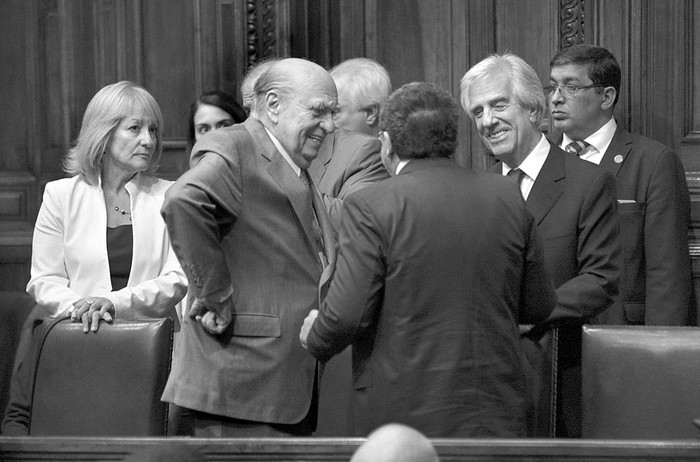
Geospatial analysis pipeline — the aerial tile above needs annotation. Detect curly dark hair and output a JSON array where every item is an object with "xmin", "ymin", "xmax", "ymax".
[{"xmin": 379, "ymin": 82, "xmax": 460, "ymax": 160}]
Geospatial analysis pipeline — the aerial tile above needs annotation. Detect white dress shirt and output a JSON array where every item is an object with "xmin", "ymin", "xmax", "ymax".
[
  {"xmin": 502, "ymin": 133, "xmax": 550, "ymax": 200},
  {"xmin": 561, "ymin": 117, "xmax": 617, "ymax": 165}
]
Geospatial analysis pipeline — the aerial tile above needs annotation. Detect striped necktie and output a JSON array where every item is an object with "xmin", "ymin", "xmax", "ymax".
[{"xmin": 565, "ymin": 140, "xmax": 590, "ymax": 156}]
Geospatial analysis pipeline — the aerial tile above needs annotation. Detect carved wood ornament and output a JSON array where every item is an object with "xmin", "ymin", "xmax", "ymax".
[
  {"xmin": 560, "ymin": 0, "xmax": 585, "ymax": 49},
  {"xmin": 246, "ymin": 0, "xmax": 277, "ymax": 68}
]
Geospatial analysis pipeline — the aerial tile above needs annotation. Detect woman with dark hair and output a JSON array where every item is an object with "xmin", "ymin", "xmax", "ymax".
[{"xmin": 187, "ymin": 90, "xmax": 246, "ymax": 153}]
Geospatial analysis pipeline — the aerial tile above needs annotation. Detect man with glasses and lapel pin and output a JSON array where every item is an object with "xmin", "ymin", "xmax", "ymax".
[{"xmin": 548, "ymin": 44, "xmax": 692, "ymax": 329}]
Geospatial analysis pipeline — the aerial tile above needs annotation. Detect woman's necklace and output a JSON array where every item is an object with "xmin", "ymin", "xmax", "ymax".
[{"xmin": 114, "ymin": 205, "xmax": 132, "ymax": 221}]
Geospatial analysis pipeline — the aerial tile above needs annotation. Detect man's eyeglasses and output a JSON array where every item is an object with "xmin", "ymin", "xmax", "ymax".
[{"xmin": 544, "ymin": 83, "xmax": 605, "ymax": 98}]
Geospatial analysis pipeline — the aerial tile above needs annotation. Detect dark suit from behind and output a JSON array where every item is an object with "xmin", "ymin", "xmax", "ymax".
[
  {"xmin": 307, "ymin": 158, "xmax": 556, "ymax": 437},
  {"xmin": 308, "ymin": 129, "xmax": 389, "ymax": 436},
  {"xmin": 308, "ymin": 129, "xmax": 389, "ymax": 232},
  {"xmin": 490, "ymin": 143, "xmax": 621, "ymax": 437},
  {"xmin": 161, "ymin": 118, "xmax": 325, "ymax": 427},
  {"xmin": 595, "ymin": 128, "xmax": 691, "ymax": 325}
]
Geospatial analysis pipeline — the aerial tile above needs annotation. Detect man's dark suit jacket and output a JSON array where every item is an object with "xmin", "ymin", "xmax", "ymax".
[
  {"xmin": 308, "ymin": 129, "xmax": 389, "ymax": 232},
  {"xmin": 308, "ymin": 129, "xmax": 389, "ymax": 436},
  {"xmin": 594, "ymin": 128, "xmax": 691, "ymax": 325},
  {"xmin": 161, "ymin": 118, "xmax": 327, "ymax": 425},
  {"xmin": 489, "ymin": 142, "xmax": 621, "ymax": 437},
  {"xmin": 307, "ymin": 158, "xmax": 556, "ymax": 437}
]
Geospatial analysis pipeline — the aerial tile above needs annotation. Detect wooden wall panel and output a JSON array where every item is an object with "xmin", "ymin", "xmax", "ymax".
[
  {"xmin": 495, "ymin": 0, "xmax": 558, "ymax": 79},
  {"xmin": 142, "ymin": 0, "xmax": 196, "ymax": 178},
  {"xmin": 1, "ymin": 0, "xmax": 699, "ymax": 304},
  {"xmin": 0, "ymin": 0, "xmax": 33, "ymax": 174},
  {"xmin": 0, "ymin": 0, "xmax": 265, "ymax": 290}
]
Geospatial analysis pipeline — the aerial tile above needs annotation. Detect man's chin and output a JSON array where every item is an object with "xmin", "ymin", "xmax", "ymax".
[
  {"xmin": 299, "ymin": 152, "xmax": 319, "ymax": 169},
  {"xmin": 551, "ymin": 119, "xmax": 569, "ymax": 131}
]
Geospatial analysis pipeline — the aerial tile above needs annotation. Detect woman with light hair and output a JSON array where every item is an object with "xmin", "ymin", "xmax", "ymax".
[{"xmin": 2, "ymin": 81, "xmax": 187, "ymax": 435}]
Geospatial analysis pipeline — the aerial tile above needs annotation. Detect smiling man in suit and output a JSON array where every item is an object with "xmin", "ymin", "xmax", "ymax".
[
  {"xmin": 461, "ymin": 52, "xmax": 621, "ymax": 437},
  {"xmin": 161, "ymin": 58, "xmax": 337, "ymax": 437},
  {"xmin": 549, "ymin": 44, "xmax": 692, "ymax": 327}
]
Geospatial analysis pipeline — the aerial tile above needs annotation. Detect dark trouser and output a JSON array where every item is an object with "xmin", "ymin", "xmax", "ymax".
[{"xmin": 190, "ymin": 410, "xmax": 314, "ymax": 437}]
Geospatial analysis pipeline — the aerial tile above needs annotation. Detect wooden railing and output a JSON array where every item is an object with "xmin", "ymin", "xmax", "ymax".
[{"xmin": 2, "ymin": 436, "xmax": 700, "ymax": 461}]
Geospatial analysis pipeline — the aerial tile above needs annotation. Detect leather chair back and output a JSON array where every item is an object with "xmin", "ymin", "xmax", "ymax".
[
  {"xmin": 582, "ymin": 325, "xmax": 700, "ymax": 439},
  {"xmin": 29, "ymin": 317, "xmax": 173, "ymax": 436}
]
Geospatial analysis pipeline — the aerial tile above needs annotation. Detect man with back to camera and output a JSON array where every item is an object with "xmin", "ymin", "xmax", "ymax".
[
  {"xmin": 549, "ymin": 44, "xmax": 692, "ymax": 326},
  {"xmin": 309, "ymin": 57, "xmax": 392, "ymax": 233},
  {"xmin": 460, "ymin": 52, "xmax": 621, "ymax": 437},
  {"xmin": 301, "ymin": 81, "xmax": 556, "ymax": 437},
  {"xmin": 161, "ymin": 58, "xmax": 337, "ymax": 437}
]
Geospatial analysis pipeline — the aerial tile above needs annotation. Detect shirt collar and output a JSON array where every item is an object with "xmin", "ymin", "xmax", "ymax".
[
  {"xmin": 264, "ymin": 127, "xmax": 301, "ymax": 177},
  {"xmin": 562, "ymin": 117, "xmax": 617, "ymax": 157},
  {"xmin": 502, "ymin": 133, "xmax": 549, "ymax": 182},
  {"xmin": 396, "ymin": 160, "xmax": 410, "ymax": 175}
]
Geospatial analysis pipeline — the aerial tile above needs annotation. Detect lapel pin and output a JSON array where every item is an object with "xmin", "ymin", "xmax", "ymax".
[{"xmin": 614, "ymin": 155, "xmax": 624, "ymax": 164}]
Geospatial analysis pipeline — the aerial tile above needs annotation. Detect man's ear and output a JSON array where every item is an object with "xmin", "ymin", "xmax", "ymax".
[
  {"xmin": 528, "ymin": 107, "xmax": 542, "ymax": 125},
  {"xmin": 365, "ymin": 104, "xmax": 380, "ymax": 129},
  {"xmin": 380, "ymin": 132, "xmax": 397, "ymax": 176},
  {"xmin": 265, "ymin": 91, "xmax": 281, "ymax": 123},
  {"xmin": 601, "ymin": 86, "xmax": 616, "ymax": 111}
]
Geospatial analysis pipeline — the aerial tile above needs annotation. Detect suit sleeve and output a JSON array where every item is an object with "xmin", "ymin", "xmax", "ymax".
[
  {"xmin": 520, "ymin": 213, "xmax": 557, "ymax": 324},
  {"xmin": 550, "ymin": 170, "xmax": 621, "ymax": 322},
  {"xmin": 322, "ymin": 137, "xmax": 389, "ymax": 232},
  {"xmin": 307, "ymin": 192, "xmax": 385, "ymax": 362},
  {"xmin": 161, "ymin": 149, "xmax": 242, "ymax": 308},
  {"xmin": 26, "ymin": 182, "xmax": 83, "ymax": 316},
  {"xmin": 643, "ymin": 149, "xmax": 691, "ymax": 325}
]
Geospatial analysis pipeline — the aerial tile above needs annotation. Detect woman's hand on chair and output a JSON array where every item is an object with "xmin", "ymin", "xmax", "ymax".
[{"xmin": 71, "ymin": 297, "xmax": 116, "ymax": 333}]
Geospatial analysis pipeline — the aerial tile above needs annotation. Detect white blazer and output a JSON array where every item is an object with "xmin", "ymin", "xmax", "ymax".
[{"xmin": 27, "ymin": 173, "xmax": 187, "ymax": 322}]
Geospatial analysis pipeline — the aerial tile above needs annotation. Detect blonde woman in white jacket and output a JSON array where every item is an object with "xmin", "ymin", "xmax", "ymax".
[
  {"xmin": 1, "ymin": 81, "xmax": 187, "ymax": 436},
  {"xmin": 27, "ymin": 81, "xmax": 187, "ymax": 332}
]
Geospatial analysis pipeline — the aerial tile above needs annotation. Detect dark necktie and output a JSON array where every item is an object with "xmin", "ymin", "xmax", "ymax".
[
  {"xmin": 507, "ymin": 168, "xmax": 526, "ymax": 187},
  {"xmin": 301, "ymin": 170, "xmax": 334, "ymax": 269},
  {"xmin": 565, "ymin": 140, "xmax": 590, "ymax": 156},
  {"xmin": 301, "ymin": 169, "xmax": 337, "ymax": 300}
]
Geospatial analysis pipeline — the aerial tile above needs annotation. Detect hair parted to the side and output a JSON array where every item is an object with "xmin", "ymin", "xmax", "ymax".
[
  {"xmin": 63, "ymin": 80, "xmax": 164, "ymax": 185},
  {"xmin": 187, "ymin": 90, "xmax": 246, "ymax": 150},
  {"xmin": 550, "ymin": 44, "xmax": 621, "ymax": 106},
  {"xmin": 379, "ymin": 82, "xmax": 461, "ymax": 160},
  {"xmin": 330, "ymin": 58, "xmax": 392, "ymax": 111},
  {"xmin": 250, "ymin": 61, "xmax": 297, "ymax": 119},
  {"xmin": 460, "ymin": 53, "xmax": 546, "ymax": 125},
  {"xmin": 240, "ymin": 58, "xmax": 280, "ymax": 113}
]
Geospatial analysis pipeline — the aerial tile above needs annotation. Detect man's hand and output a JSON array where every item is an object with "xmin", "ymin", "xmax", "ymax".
[
  {"xmin": 189, "ymin": 298, "xmax": 233, "ymax": 335},
  {"xmin": 299, "ymin": 309, "xmax": 319, "ymax": 350},
  {"xmin": 71, "ymin": 297, "xmax": 115, "ymax": 333}
]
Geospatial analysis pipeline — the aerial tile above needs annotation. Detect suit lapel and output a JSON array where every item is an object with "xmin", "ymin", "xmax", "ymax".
[
  {"xmin": 527, "ymin": 146, "xmax": 565, "ymax": 225},
  {"xmin": 599, "ymin": 127, "xmax": 632, "ymax": 177},
  {"xmin": 245, "ymin": 119, "xmax": 322, "ymax": 263}
]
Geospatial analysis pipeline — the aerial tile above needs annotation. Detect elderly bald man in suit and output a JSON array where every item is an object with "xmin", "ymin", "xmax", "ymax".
[{"xmin": 162, "ymin": 58, "xmax": 337, "ymax": 437}]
